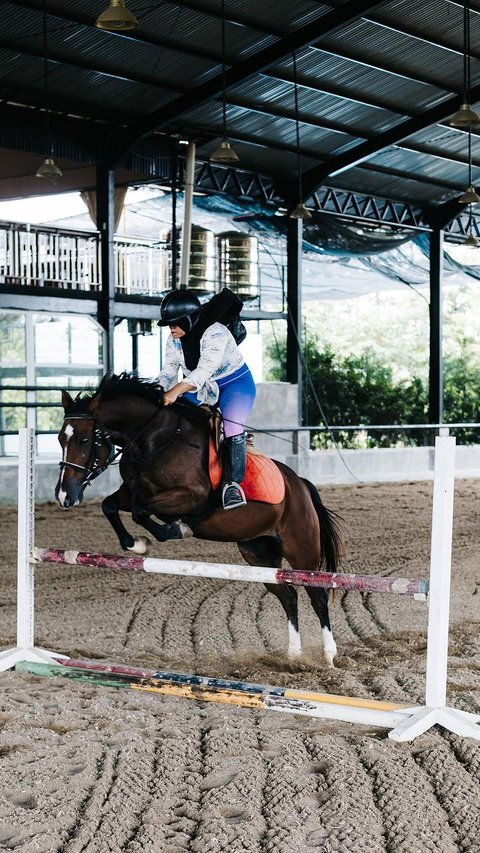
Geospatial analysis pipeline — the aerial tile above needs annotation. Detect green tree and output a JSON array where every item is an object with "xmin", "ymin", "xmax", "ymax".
[
  {"xmin": 443, "ymin": 355, "xmax": 480, "ymax": 443},
  {"xmin": 266, "ymin": 334, "xmax": 427, "ymax": 447}
]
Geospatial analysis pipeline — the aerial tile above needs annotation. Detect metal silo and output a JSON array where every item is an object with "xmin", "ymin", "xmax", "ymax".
[
  {"xmin": 188, "ymin": 225, "xmax": 216, "ymax": 293},
  {"xmin": 164, "ymin": 225, "xmax": 216, "ymax": 293},
  {"xmin": 217, "ymin": 231, "xmax": 259, "ymax": 300}
]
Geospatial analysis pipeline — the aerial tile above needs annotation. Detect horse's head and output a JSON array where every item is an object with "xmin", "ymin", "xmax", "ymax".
[{"xmin": 55, "ymin": 390, "xmax": 115, "ymax": 509}]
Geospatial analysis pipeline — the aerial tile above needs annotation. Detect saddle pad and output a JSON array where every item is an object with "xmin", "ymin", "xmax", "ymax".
[{"xmin": 208, "ymin": 440, "xmax": 285, "ymax": 505}]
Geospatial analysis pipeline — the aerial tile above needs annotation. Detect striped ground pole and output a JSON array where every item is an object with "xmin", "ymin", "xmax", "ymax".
[
  {"xmin": 32, "ymin": 548, "xmax": 430, "ymax": 597},
  {"xmin": 16, "ymin": 658, "xmax": 418, "ymax": 730}
]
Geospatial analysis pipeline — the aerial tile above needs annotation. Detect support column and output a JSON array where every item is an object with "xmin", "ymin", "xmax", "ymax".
[
  {"xmin": 286, "ymin": 216, "xmax": 303, "ymax": 424},
  {"xmin": 96, "ymin": 165, "xmax": 115, "ymax": 372},
  {"xmin": 429, "ymin": 229, "xmax": 443, "ymax": 426},
  {"xmin": 179, "ymin": 141, "xmax": 196, "ymax": 288}
]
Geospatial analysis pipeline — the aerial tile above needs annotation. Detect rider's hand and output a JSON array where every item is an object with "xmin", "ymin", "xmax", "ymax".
[{"xmin": 163, "ymin": 389, "xmax": 179, "ymax": 406}]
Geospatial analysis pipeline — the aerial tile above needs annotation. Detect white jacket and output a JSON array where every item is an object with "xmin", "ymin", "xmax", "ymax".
[{"xmin": 157, "ymin": 322, "xmax": 244, "ymax": 405}]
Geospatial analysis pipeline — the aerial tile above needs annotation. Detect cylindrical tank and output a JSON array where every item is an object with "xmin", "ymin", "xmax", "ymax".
[
  {"xmin": 188, "ymin": 225, "xmax": 216, "ymax": 292},
  {"xmin": 217, "ymin": 231, "xmax": 259, "ymax": 300},
  {"xmin": 164, "ymin": 225, "xmax": 216, "ymax": 293}
]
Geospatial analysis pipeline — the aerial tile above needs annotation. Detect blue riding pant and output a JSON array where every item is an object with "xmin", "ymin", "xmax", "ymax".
[{"xmin": 183, "ymin": 364, "xmax": 256, "ymax": 438}]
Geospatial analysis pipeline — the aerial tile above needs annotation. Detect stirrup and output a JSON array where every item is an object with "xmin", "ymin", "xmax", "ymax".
[{"xmin": 222, "ymin": 482, "xmax": 247, "ymax": 510}]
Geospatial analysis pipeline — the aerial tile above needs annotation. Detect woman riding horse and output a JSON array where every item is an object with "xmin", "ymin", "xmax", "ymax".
[
  {"xmin": 157, "ymin": 287, "xmax": 256, "ymax": 511},
  {"xmin": 56, "ymin": 372, "xmax": 343, "ymax": 666}
]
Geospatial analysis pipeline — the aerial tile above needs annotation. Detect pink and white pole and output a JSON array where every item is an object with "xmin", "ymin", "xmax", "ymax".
[{"xmin": 1, "ymin": 428, "xmax": 479, "ymax": 741}]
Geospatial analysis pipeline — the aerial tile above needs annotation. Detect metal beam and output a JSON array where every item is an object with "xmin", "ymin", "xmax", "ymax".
[
  {"xmin": 299, "ymin": 84, "xmax": 480, "ymax": 198},
  {"xmin": 222, "ymin": 97, "xmax": 475, "ymax": 186},
  {"xmin": 424, "ymin": 198, "xmax": 468, "ymax": 231},
  {"xmin": 286, "ymin": 216, "xmax": 303, "ymax": 422},
  {"xmin": 5, "ymin": 0, "xmax": 221, "ymax": 64},
  {"xmin": 193, "ymin": 161, "xmax": 280, "ymax": 203},
  {"xmin": 309, "ymin": 44, "xmax": 457, "ymax": 94},
  {"xmin": 429, "ymin": 229, "xmax": 444, "ymax": 425},
  {"xmin": 309, "ymin": 187, "xmax": 428, "ymax": 229},
  {"xmin": 0, "ymin": 82, "xmax": 127, "ymax": 126},
  {"xmin": 225, "ymin": 95, "xmax": 363, "ymax": 138},
  {"xmin": 96, "ymin": 165, "xmax": 115, "ymax": 372},
  {"xmin": 0, "ymin": 290, "xmax": 98, "ymax": 315},
  {"xmin": 0, "ymin": 35, "xmax": 182, "ymax": 95},
  {"xmin": 264, "ymin": 69, "xmax": 412, "ymax": 117},
  {"xmin": 126, "ymin": 1, "xmax": 393, "ymax": 143},
  {"xmin": 362, "ymin": 13, "xmax": 478, "ymax": 59}
]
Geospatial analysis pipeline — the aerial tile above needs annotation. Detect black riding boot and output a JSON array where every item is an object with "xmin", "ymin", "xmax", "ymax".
[{"xmin": 222, "ymin": 433, "xmax": 247, "ymax": 510}]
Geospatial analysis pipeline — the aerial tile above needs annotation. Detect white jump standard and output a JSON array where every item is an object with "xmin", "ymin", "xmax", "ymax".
[{"xmin": 1, "ymin": 428, "xmax": 479, "ymax": 742}]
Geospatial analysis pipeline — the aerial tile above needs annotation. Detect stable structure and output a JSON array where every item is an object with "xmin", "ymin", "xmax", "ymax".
[
  {"xmin": 2, "ymin": 1, "xmax": 480, "ymax": 421},
  {"xmin": 1, "ymin": 427, "xmax": 480, "ymax": 742}
]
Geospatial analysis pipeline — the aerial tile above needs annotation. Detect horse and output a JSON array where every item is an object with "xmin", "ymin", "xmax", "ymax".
[{"xmin": 55, "ymin": 372, "xmax": 343, "ymax": 667}]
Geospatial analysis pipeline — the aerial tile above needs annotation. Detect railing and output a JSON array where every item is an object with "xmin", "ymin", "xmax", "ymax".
[
  {"xmin": 0, "ymin": 221, "xmax": 100, "ymax": 290},
  {"xmin": 1, "ymin": 387, "xmax": 480, "ymax": 451},
  {"xmin": 0, "ymin": 219, "xmax": 281, "ymax": 307},
  {"xmin": 0, "ymin": 220, "xmax": 171, "ymax": 295}
]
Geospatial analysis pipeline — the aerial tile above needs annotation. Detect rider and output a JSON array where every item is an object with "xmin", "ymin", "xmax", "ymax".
[{"xmin": 156, "ymin": 287, "xmax": 256, "ymax": 511}]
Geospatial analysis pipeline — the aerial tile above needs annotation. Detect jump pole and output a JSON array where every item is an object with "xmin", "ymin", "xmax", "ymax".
[{"xmin": 2, "ymin": 429, "xmax": 480, "ymax": 741}]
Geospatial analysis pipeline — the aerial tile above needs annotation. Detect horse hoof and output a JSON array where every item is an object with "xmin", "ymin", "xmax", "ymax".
[
  {"xmin": 127, "ymin": 537, "xmax": 151, "ymax": 555},
  {"xmin": 287, "ymin": 649, "xmax": 301, "ymax": 661}
]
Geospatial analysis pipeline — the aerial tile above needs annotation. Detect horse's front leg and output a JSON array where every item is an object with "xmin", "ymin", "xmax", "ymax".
[{"xmin": 101, "ymin": 485, "xmax": 150, "ymax": 554}]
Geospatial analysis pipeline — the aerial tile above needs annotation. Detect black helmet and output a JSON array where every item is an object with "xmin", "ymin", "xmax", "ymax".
[{"xmin": 157, "ymin": 290, "xmax": 201, "ymax": 329}]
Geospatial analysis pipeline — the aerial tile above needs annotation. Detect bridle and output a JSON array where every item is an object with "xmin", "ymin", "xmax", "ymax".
[
  {"xmin": 58, "ymin": 413, "xmax": 118, "ymax": 488},
  {"xmin": 58, "ymin": 404, "xmax": 200, "ymax": 488}
]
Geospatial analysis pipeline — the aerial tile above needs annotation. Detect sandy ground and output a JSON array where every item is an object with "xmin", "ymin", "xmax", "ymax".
[{"xmin": 0, "ymin": 478, "xmax": 479, "ymax": 852}]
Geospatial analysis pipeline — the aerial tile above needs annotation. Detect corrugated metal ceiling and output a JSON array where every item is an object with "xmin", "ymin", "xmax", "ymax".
[{"xmin": 2, "ymin": 0, "xmax": 480, "ymax": 217}]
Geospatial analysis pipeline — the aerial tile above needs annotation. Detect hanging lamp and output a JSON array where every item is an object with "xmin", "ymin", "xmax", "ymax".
[
  {"xmin": 35, "ymin": 0, "xmax": 62, "ymax": 182},
  {"xmin": 450, "ymin": 0, "xmax": 480, "ymax": 126},
  {"xmin": 458, "ymin": 125, "xmax": 480, "ymax": 203},
  {"xmin": 464, "ymin": 206, "xmax": 479, "ymax": 245},
  {"xmin": 210, "ymin": 0, "xmax": 239, "ymax": 163},
  {"xmin": 95, "ymin": 0, "xmax": 138, "ymax": 31},
  {"xmin": 289, "ymin": 50, "xmax": 311, "ymax": 219}
]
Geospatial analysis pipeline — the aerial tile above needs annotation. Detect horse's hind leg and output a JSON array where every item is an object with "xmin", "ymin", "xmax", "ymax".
[
  {"xmin": 101, "ymin": 485, "xmax": 149, "ymax": 554},
  {"xmin": 305, "ymin": 588, "xmax": 337, "ymax": 668},
  {"xmin": 237, "ymin": 536, "xmax": 301, "ymax": 660}
]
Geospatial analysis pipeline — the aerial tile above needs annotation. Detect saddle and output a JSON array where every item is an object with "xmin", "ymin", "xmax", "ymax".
[
  {"xmin": 208, "ymin": 432, "xmax": 285, "ymax": 505},
  {"xmin": 186, "ymin": 403, "xmax": 285, "ymax": 506}
]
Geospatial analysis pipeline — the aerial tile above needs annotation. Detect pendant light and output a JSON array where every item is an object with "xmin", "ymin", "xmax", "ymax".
[
  {"xmin": 450, "ymin": 0, "xmax": 480, "ymax": 127},
  {"xmin": 458, "ymin": 125, "xmax": 480, "ymax": 203},
  {"xmin": 464, "ymin": 206, "xmax": 479, "ymax": 246},
  {"xmin": 209, "ymin": 0, "xmax": 239, "ymax": 164},
  {"xmin": 95, "ymin": 0, "xmax": 138, "ymax": 31},
  {"xmin": 35, "ymin": 0, "xmax": 62, "ymax": 182},
  {"xmin": 290, "ymin": 50, "xmax": 311, "ymax": 220}
]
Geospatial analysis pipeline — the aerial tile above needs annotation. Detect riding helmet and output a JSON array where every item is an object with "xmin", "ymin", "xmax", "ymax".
[{"xmin": 157, "ymin": 290, "xmax": 201, "ymax": 330}]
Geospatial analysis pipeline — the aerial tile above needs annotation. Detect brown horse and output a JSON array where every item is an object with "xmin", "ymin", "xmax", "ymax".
[{"xmin": 56, "ymin": 373, "xmax": 343, "ymax": 666}]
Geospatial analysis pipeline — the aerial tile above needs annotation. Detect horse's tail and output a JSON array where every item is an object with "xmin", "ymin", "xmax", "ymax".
[{"xmin": 302, "ymin": 478, "xmax": 343, "ymax": 573}]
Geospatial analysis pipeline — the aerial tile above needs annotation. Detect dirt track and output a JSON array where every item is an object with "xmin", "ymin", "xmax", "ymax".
[{"xmin": 1, "ymin": 479, "xmax": 480, "ymax": 852}]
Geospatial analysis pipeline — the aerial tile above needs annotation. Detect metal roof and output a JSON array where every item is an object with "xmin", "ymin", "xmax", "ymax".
[{"xmin": 2, "ymin": 0, "xmax": 480, "ymax": 231}]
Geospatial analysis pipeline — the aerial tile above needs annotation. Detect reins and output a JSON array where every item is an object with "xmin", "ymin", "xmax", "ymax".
[{"xmin": 60, "ymin": 400, "xmax": 210, "ymax": 487}]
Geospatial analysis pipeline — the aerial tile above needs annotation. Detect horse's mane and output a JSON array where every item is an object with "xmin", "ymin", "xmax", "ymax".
[
  {"xmin": 66, "ymin": 372, "xmax": 162, "ymax": 414},
  {"xmin": 65, "ymin": 372, "xmax": 213, "ymax": 429}
]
